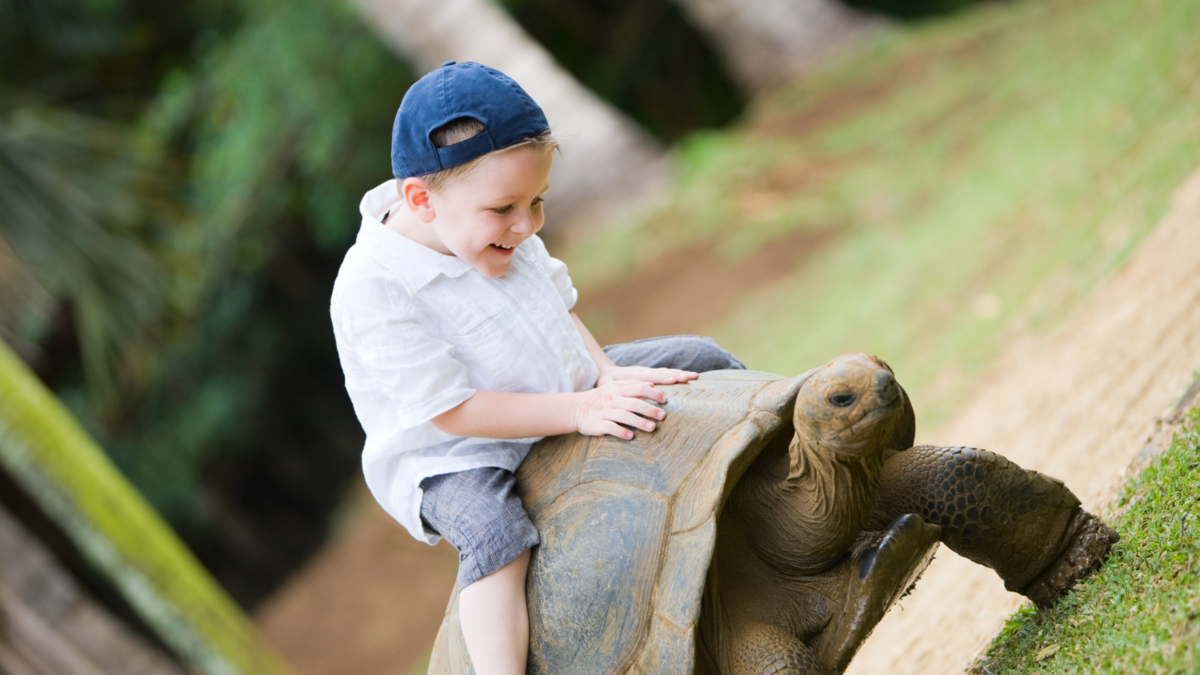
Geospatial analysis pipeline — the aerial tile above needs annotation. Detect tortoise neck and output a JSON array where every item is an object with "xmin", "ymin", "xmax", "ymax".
[
  {"xmin": 788, "ymin": 434, "xmax": 884, "ymax": 515},
  {"xmin": 736, "ymin": 434, "xmax": 885, "ymax": 574}
]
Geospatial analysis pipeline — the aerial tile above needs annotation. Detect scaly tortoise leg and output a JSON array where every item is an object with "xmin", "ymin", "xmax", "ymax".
[
  {"xmin": 730, "ymin": 622, "xmax": 827, "ymax": 675},
  {"xmin": 872, "ymin": 445, "xmax": 1118, "ymax": 607}
]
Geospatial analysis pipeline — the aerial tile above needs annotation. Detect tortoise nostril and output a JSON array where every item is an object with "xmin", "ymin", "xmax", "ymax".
[{"xmin": 875, "ymin": 370, "xmax": 898, "ymax": 401}]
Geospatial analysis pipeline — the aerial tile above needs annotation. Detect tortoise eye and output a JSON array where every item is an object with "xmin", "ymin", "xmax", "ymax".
[{"xmin": 829, "ymin": 392, "xmax": 857, "ymax": 407}]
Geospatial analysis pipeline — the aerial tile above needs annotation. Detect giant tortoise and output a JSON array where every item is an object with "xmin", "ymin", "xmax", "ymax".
[{"xmin": 428, "ymin": 353, "xmax": 1117, "ymax": 674}]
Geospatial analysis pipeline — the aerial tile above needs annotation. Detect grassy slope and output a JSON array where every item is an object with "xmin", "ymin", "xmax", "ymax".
[
  {"xmin": 970, "ymin": 408, "xmax": 1200, "ymax": 674},
  {"xmin": 561, "ymin": 0, "xmax": 1200, "ymax": 426}
]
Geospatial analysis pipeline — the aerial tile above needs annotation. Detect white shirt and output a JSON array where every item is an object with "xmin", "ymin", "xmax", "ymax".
[{"xmin": 331, "ymin": 181, "xmax": 599, "ymax": 543}]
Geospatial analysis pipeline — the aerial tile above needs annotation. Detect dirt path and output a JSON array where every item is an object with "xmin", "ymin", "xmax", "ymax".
[
  {"xmin": 256, "ymin": 166, "xmax": 1200, "ymax": 675},
  {"xmin": 846, "ymin": 165, "xmax": 1200, "ymax": 675},
  {"xmin": 256, "ymin": 493, "xmax": 458, "ymax": 675}
]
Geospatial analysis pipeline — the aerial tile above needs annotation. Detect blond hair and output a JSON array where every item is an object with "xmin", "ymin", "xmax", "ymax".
[{"xmin": 418, "ymin": 117, "xmax": 558, "ymax": 192}]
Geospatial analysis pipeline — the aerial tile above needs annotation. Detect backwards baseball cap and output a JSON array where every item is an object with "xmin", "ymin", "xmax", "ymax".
[{"xmin": 391, "ymin": 61, "xmax": 551, "ymax": 179}]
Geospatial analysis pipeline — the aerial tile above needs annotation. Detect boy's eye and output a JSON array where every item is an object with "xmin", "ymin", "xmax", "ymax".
[
  {"xmin": 532, "ymin": 197, "xmax": 544, "ymax": 208},
  {"xmin": 492, "ymin": 205, "xmax": 513, "ymax": 215}
]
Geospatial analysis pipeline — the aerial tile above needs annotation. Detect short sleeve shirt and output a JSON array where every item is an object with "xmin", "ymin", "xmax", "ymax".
[{"xmin": 331, "ymin": 181, "xmax": 599, "ymax": 543}]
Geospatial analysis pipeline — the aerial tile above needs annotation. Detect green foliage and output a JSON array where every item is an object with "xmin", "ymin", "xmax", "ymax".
[
  {"xmin": 2, "ymin": 0, "xmax": 411, "ymax": 605},
  {"xmin": 565, "ymin": 0, "xmax": 1200, "ymax": 428},
  {"xmin": 0, "ymin": 106, "xmax": 172, "ymax": 402},
  {"xmin": 89, "ymin": 0, "xmax": 413, "ymax": 601},
  {"xmin": 971, "ymin": 408, "xmax": 1200, "ymax": 674},
  {"xmin": 156, "ymin": 0, "xmax": 408, "ymax": 263}
]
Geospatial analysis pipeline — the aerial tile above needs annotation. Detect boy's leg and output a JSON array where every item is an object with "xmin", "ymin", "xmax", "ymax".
[
  {"xmin": 459, "ymin": 549, "xmax": 531, "ymax": 675},
  {"xmin": 603, "ymin": 335, "xmax": 745, "ymax": 372},
  {"xmin": 420, "ymin": 468, "xmax": 540, "ymax": 675}
]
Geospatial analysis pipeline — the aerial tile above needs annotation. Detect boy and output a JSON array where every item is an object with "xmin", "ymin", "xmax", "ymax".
[{"xmin": 331, "ymin": 62, "xmax": 743, "ymax": 675}]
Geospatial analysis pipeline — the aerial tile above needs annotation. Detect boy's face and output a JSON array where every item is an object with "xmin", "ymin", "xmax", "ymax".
[{"xmin": 424, "ymin": 146, "xmax": 553, "ymax": 278}]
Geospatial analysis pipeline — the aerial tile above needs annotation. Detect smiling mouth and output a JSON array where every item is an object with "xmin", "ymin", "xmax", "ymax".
[{"xmin": 490, "ymin": 243, "xmax": 516, "ymax": 251}]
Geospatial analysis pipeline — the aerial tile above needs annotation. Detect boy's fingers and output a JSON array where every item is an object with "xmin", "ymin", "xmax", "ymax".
[
  {"xmin": 620, "ymin": 383, "xmax": 666, "ymax": 402},
  {"xmin": 642, "ymin": 368, "xmax": 697, "ymax": 385},
  {"xmin": 607, "ymin": 409, "xmax": 656, "ymax": 432},
  {"xmin": 606, "ymin": 378, "xmax": 642, "ymax": 388},
  {"xmin": 615, "ymin": 397, "xmax": 665, "ymax": 420},
  {"xmin": 598, "ymin": 421, "xmax": 634, "ymax": 440}
]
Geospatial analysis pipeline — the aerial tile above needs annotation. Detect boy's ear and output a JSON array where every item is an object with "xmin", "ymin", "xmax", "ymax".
[{"xmin": 401, "ymin": 177, "xmax": 435, "ymax": 223}]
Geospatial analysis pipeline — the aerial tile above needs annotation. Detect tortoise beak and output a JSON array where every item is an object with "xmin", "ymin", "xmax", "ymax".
[{"xmin": 874, "ymin": 369, "xmax": 899, "ymax": 407}]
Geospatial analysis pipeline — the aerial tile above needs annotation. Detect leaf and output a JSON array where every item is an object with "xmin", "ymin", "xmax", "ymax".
[{"xmin": 1035, "ymin": 644, "xmax": 1060, "ymax": 661}]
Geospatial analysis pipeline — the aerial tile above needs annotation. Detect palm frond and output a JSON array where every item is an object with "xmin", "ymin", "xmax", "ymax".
[{"xmin": 0, "ymin": 106, "xmax": 167, "ymax": 400}]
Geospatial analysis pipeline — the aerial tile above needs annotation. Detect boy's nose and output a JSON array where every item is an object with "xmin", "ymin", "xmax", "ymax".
[{"xmin": 511, "ymin": 213, "xmax": 537, "ymax": 234}]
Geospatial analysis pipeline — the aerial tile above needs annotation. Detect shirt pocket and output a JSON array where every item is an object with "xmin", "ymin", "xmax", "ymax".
[
  {"xmin": 420, "ymin": 283, "xmax": 502, "ymax": 337},
  {"xmin": 453, "ymin": 306, "xmax": 503, "ymax": 337}
]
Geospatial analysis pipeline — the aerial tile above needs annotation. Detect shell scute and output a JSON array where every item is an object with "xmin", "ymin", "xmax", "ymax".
[
  {"xmin": 579, "ymin": 385, "xmax": 748, "ymax": 497},
  {"xmin": 655, "ymin": 516, "xmax": 716, "ymax": 632},
  {"xmin": 526, "ymin": 481, "xmax": 668, "ymax": 675},
  {"xmin": 633, "ymin": 615, "xmax": 695, "ymax": 675},
  {"xmin": 669, "ymin": 419, "xmax": 764, "ymax": 534},
  {"xmin": 518, "ymin": 432, "xmax": 593, "ymax": 520}
]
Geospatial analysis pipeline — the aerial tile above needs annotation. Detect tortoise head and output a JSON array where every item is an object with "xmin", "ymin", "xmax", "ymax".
[{"xmin": 792, "ymin": 353, "xmax": 911, "ymax": 458}]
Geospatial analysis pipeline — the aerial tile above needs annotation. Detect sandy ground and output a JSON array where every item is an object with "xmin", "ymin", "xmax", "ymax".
[{"xmin": 256, "ymin": 165, "xmax": 1200, "ymax": 674}]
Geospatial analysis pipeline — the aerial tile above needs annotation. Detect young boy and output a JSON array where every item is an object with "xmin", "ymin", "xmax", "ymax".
[{"xmin": 330, "ymin": 62, "xmax": 744, "ymax": 675}]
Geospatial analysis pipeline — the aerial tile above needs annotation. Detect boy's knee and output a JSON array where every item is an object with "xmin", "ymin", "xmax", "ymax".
[
  {"xmin": 662, "ymin": 335, "xmax": 745, "ymax": 372},
  {"xmin": 420, "ymin": 468, "xmax": 540, "ymax": 589},
  {"xmin": 683, "ymin": 336, "xmax": 745, "ymax": 372},
  {"xmin": 604, "ymin": 335, "xmax": 745, "ymax": 372}
]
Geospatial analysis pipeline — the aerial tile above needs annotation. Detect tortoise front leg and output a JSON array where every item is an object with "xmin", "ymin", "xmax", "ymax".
[
  {"xmin": 872, "ymin": 445, "xmax": 1118, "ymax": 607},
  {"xmin": 810, "ymin": 513, "xmax": 941, "ymax": 673},
  {"xmin": 728, "ymin": 622, "xmax": 828, "ymax": 675}
]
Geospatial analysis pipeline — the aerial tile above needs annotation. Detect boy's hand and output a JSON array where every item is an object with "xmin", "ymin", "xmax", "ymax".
[
  {"xmin": 597, "ymin": 365, "xmax": 698, "ymax": 387},
  {"xmin": 574, "ymin": 380, "xmax": 669, "ymax": 440}
]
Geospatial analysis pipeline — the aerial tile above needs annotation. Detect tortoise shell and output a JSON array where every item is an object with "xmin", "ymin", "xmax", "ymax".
[{"xmin": 428, "ymin": 369, "xmax": 813, "ymax": 674}]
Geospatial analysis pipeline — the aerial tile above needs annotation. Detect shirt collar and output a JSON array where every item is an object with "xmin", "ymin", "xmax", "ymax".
[{"xmin": 356, "ymin": 180, "xmax": 474, "ymax": 295}]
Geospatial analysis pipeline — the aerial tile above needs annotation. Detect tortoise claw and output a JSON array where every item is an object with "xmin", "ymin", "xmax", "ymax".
[
  {"xmin": 1021, "ymin": 508, "xmax": 1119, "ymax": 608},
  {"xmin": 814, "ymin": 514, "xmax": 941, "ymax": 673}
]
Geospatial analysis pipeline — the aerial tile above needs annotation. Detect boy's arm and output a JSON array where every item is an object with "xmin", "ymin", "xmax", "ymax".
[
  {"xmin": 431, "ymin": 385, "xmax": 666, "ymax": 441},
  {"xmin": 433, "ymin": 313, "xmax": 696, "ymax": 441},
  {"xmin": 569, "ymin": 312, "xmax": 698, "ymax": 386}
]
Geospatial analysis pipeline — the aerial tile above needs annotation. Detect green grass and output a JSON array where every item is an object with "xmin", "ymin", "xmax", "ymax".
[
  {"xmin": 561, "ymin": 0, "xmax": 1200, "ymax": 427},
  {"xmin": 969, "ymin": 408, "xmax": 1200, "ymax": 674}
]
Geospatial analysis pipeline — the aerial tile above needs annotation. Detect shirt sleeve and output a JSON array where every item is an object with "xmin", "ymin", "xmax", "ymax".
[
  {"xmin": 527, "ymin": 235, "xmax": 578, "ymax": 310},
  {"xmin": 334, "ymin": 272, "xmax": 476, "ymax": 430}
]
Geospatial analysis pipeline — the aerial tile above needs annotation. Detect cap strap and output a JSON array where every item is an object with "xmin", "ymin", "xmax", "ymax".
[{"xmin": 435, "ymin": 133, "xmax": 496, "ymax": 170}]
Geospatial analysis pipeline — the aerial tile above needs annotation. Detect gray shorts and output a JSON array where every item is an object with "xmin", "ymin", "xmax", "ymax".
[
  {"xmin": 420, "ymin": 467, "xmax": 538, "ymax": 589},
  {"xmin": 419, "ymin": 334, "xmax": 744, "ymax": 589}
]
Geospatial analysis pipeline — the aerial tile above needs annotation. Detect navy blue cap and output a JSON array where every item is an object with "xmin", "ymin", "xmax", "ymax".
[{"xmin": 391, "ymin": 61, "xmax": 551, "ymax": 179}]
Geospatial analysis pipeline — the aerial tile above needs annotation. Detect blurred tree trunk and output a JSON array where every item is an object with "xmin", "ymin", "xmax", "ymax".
[
  {"xmin": 0, "ymin": 342, "xmax": 293, "ymax": 675},
  {"xmin": 347, "ymin": 0, "xmax": 672, "ymax": 239},
  {"xmin": 0, "ymin": 505, "xmax": 187, "ymax": 675},
  {"xmin": 668, "ymin": 0, "xmax": 883, "ymax": 92}
]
